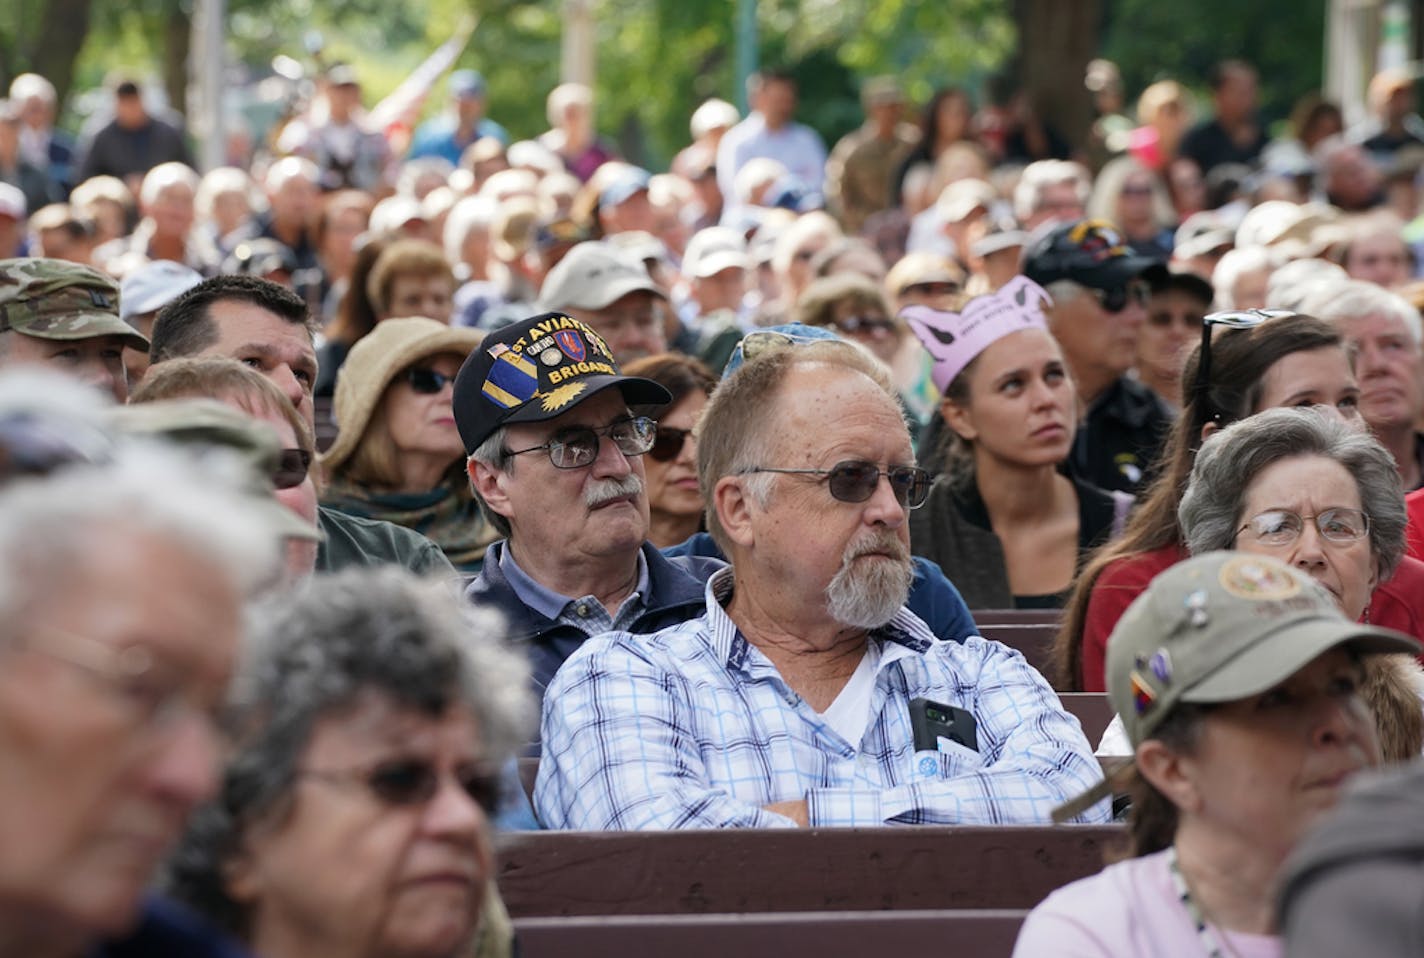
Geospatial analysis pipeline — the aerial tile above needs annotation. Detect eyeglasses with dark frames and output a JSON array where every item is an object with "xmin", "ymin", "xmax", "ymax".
[
  {"xmin": 503, "ymin": 416, "xmax": 657, "ymax": 469},
  {"xmin": 298, "ymin": 758, "xmax": 503, "ymax": 813},
  {"xmin": 648, "ymin": 425, "xmax": 694, "ymax": 463},
  {"xmin": 1192, "ymin": 308, "xmax": 1296, "ymax": 419},
  {"xmin": 738, "ymin": 460, "xmax": 933, "ymax": 509}
]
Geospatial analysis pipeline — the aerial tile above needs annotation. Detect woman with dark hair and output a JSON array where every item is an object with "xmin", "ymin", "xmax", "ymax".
[
  {"xmin": 315, "ymin": 233, "xmax": 388, "ymax": 398},
  {"xmin": 623, "ymin": 353, "xmax": 717, "ymax": 549},
  {"xmin": 891, "ymin": 87, "xmax": 976, "ymax": 213},
  {"xmin": 166, "ymin": 567, "xmax": 533, "ymax": 958},
  {"xmin": 905, "ymin": 277, "xmax": 1128, "ymax": 608},
  {"xmin": 1055, "ymin": 310, "xmax": 1367, "ymax": 691},
  {"xmin": 1014, "ymin": 551, "xmax": 1414, "ymax": 956}
]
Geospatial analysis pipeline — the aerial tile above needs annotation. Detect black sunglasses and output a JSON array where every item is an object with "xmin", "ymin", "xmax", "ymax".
[
  {"xmin": 739, "ymin": 460, "xmax": 933, "ymax": 509},
  {"xmin": 405, "ymin": 367, "xmax": 456, "ymax": 394},
  {"xmin": 273, "ymin": 448, "xmax": 312, "ymax": 489},
  {"xmin": 300, "ymin": 758, "xmax": 503, "ymax": 813},
  {"xmin": 1088, "ymin": 280, "xmax": 1151, "ymax": 314},
  {"xmin": 1191, "ymin": 308, "xmax": 1296, "ymax": 419},
  {"xmin": 648, "ymin": 426, "xmax": 693, "ymax": 462}
]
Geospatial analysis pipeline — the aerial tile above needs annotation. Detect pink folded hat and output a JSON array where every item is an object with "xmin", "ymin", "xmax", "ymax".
[{"xmin": 902, "ymin": 275, "xmax": 1052, "ymax": 394}]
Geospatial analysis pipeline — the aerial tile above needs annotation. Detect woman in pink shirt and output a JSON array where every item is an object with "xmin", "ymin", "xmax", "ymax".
[{"xmin": 1015, "ymin": 551, "xmax": 1414, "ymax": 957}]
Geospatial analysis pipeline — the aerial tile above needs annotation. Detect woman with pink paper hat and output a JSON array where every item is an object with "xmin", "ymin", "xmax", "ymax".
[{"xmin": 905, "ymin": 276, "xmax": 1131, "ymax": 609}]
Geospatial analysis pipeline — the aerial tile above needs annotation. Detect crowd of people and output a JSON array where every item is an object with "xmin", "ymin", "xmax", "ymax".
[{"xmin": 6, "ymin": 48, "xmax": 1424, "ymax": 955}]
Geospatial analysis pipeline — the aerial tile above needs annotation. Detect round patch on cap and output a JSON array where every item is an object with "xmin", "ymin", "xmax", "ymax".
[
  {"xmin": 1218, "ymin": 555, "xmax": 1301, "ymax": 601},
  {"xmin": 539, "ymin": 347, "xmax": 563, "ymax": 366}
]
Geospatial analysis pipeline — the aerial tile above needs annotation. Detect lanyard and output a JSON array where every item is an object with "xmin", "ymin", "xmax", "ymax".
[{"xmin": 1166, "ymin": 845, "xmax": 1236, "ymax": 958}]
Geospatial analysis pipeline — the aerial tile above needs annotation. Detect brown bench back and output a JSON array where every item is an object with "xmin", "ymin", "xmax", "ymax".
[
  {"xmin": 514, "ymin": 909, "xmax": 1030, "ymax": 958},
  {"xmin": 1058, "ymin": 692, "xmax": 1113, "ymax": 743},
  {"xmin": 976, "ymin": 621, "xmax": 1060, "ymax": 676},
  {"xmin": 497, "ymin": 825, "xmax": 1121, "ymax": 917}
]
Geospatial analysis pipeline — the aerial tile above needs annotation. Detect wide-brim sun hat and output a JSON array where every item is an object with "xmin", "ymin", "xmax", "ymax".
[{"xmin": 323, "ymin": 317, "xmax": 485, "ymax": 474}]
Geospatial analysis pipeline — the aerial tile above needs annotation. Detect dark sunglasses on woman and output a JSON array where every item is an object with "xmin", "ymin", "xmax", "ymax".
[
  {"xmin": 648, "ymin": 426, "xmax": 694, "ymax": 462},
  {"xmin": 405, "ymin": 367, "xmax": 457, "ymax": 394}
]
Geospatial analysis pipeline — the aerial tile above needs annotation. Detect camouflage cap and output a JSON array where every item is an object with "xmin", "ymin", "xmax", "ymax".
[
  {"xmin": 0, "ymin": 257, "xmax": 148, "ymax": 350},
  {"xmin": 106, "ymin": 398, "xmax": 321, "ymax": 543}
]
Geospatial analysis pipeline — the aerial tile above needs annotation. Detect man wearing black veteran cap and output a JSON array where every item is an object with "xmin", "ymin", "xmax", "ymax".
[
  {"xmin": 458, "ymin": 311, "xmax": 723, "ymax": 701},
  {"xmin": 0, "ymin": 257, "xmax": 148, "ymax": 402},
  {"xmin": 1017, "ymin": 551, "xmax": 1416, "ymax": 956},
  {"xmin": 1023, "ymin": 219, "xmax": 1173, "ymax": 494}
]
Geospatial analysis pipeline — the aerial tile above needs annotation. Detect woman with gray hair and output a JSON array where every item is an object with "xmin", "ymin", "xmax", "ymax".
[
  {"xmin": 166, "ymin": 567, "xmax": 533, "ymax": 958},
  {"xmin": 1178, "ymin": 407, "xmax": 1421, "ymax": 760}
]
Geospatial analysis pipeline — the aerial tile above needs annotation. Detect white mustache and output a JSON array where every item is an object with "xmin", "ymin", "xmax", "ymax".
[
  {"xmin": 842, "ymin": 531, "xmax": 910, "ymax": 565},
  {"xmin": 584, "ymin": 474, "xmax": 645, "ymax": 508}
]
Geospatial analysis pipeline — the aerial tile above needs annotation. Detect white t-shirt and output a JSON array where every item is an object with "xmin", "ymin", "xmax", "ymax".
[
  {"xmin": 1012, "ymin": 849, "xmax": 1281, "ymax": 958},
  {"xmin": 819, "ymin": 642, "xmax": 881, "ymax": 747}
]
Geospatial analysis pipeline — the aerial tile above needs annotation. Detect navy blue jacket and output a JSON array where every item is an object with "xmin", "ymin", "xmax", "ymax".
[
  {"xmin": 466, "ymin": 540, "xmax": 723, "ymax": 696},
  {"xmin": 95, "ymin": 898, "xmax": 251, "ymax": 957}
]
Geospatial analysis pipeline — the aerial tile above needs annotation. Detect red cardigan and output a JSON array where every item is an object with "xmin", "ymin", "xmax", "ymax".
[{"xmin": 1078, "ymin": 543, "xmax": 1424, "ymax": 691}]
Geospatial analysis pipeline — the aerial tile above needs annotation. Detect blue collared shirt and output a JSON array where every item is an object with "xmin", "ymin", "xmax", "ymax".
[
  {"xmin": 500, "ymin": 542, "xmax": 650, "ymax": 638},
  {"xmin": 535, "ymin": 568, "xmax": 1110, "ymax": 830}
]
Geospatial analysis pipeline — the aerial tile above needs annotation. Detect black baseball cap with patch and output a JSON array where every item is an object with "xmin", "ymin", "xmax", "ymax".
[
  {"xmin": 452, "ymin": 311, "xmax": 672, "ymax": 454},
  {"xmin": 1022, "ymin": 219, "xmax": 1164, "ymax": 291}
]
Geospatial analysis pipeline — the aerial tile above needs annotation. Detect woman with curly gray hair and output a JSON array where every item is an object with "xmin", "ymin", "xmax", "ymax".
[
  {"xmin": 166, "ymin": 567, "xmax": 533, "ymax": 958},
  {"xmin": 1178, "ymin": 407, "xmax": 1421, "ymax": 761}
]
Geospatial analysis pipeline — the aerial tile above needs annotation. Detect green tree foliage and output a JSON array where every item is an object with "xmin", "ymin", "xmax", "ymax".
[
  {"xmin": 1100, "ymin": 0, "xmax": 1328, "ymax": 127},
  {"xmin": 450, "ymin": 0, "xmax": 1014, "ymax": 168}
]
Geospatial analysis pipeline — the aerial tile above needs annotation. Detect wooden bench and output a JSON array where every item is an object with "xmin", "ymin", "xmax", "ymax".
[
  {"xmin": 971, "ymin": 609, "xmax": 1062, "ymax": 628},
  {"xmin": 1058, "ymin": 692, "xmax": 1113, "ymax": 743},
  {"xmin": 976, "ymin": 621, "xmax": 1060, "ymax": 677},
  {"xmin": 496, "ymin": 825, "xmax": 1121, "ymax": 917},
  {"xmin": 514, "ymin": 909, "xmax": 1030, "ymax": 958}
]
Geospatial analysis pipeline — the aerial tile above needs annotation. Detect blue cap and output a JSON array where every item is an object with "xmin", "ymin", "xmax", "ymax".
[
  {"xmin": 722, "ymin": 323, "xmax": 841, "ymax": 378},
  {"xmin": 764, "ymin": 175, "xmax": 822, "ymax": 213},
  {"xmin": 449, "ymin": 69, "xmax": 486, "ymax": 98},
  {"xmin": 599, "ymin": 168, "xmax": 652, "ymax": 209}
]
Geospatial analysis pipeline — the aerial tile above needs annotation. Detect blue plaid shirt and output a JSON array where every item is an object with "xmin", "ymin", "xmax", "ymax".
[{"xmin": 536, "ymin": 568, "xmax": 1110, "ymax": 829}]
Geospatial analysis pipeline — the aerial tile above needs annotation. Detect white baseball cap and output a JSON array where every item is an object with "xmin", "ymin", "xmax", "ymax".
[
  {"xmin": 683, "ymin": 227, "xmax": 751, "ymax": 279},
  {"xmin": 119, "ymin": 260, "xmax": 204, "ymax": 322}
]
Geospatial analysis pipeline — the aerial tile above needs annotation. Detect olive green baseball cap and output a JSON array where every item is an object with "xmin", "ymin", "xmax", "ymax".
[
  {"xmin": 1052, "ymin": 551, "xmax": 1417, "ymax": 822},
  {"xmin": 1107, "ymin": 551, "xmax": 1417, "ymax": 747},
  {"xmin": 107, "ymin": 398, "xmax": 321, "ymax": 543},
  {"xmin": 0, "ymin": 257, "xmax": 148, "ymax": 350}
]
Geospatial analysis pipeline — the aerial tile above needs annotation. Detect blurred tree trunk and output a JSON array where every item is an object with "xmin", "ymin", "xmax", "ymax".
[
  {"xmin": 163, "ymin": 3, "xmax": 191, "ymax": 119},
  {"xmin": 26, "ymin": 0, "xmax": 94, "ymax": 107},
  {"xmin": 1011, "ymin": 0, "xmax": 1100, "ymax": 156}
]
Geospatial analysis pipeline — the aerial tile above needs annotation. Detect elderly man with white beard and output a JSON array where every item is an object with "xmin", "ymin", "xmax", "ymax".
[{"xmin": 535, "ymin": 339, "xmax": 1108, "ymax": 829}]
